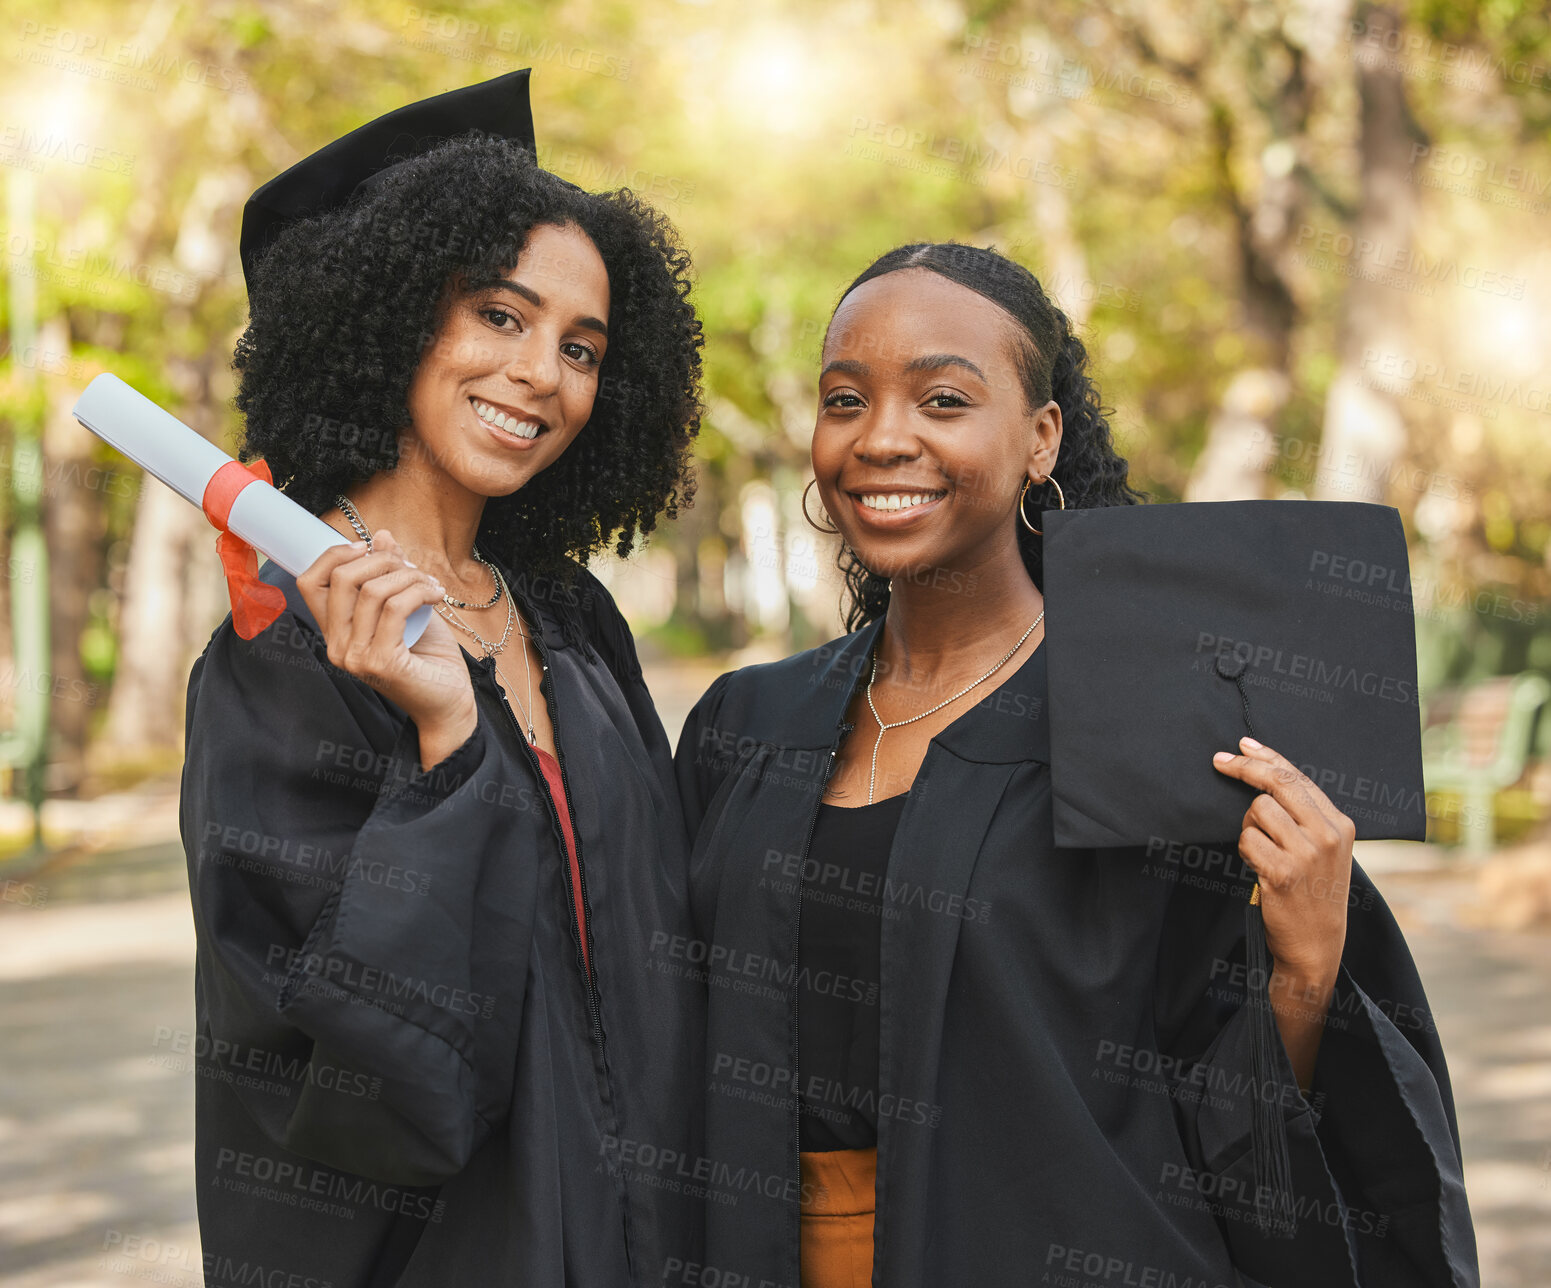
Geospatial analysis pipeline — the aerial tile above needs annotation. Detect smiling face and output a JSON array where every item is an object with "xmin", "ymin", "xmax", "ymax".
[
  {"xmin": 404, "ymin": 221, "xmax": 611, "ymax": 498},
  {"xmin": 811, "ymin": 267, "xmax": 1062, "ymax": 582}
]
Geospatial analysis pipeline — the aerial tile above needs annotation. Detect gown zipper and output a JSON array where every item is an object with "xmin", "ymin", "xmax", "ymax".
[
  {"xmin": 485, "ymin": 594, "xmax": 631, "ymax": 1278},
  {"xmin": 530, "ymin": 626, "xmax": 605, "ymax": 1050}
]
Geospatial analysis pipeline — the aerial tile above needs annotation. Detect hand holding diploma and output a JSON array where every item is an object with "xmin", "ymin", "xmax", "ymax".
[
  {"xmin": 296, "ymin": 532, "xmax": 478, "ymax": 771},
  {"xmin": 72, "ymin": 374, "xmax": 473, "ymax": 768},
  {"xmin": 70, "ymin": 373, "xmax": 431, "ymax": 647}
]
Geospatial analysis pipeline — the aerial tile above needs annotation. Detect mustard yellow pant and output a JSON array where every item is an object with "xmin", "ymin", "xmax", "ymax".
[{"xmin": 799, "ymin": 1148, "xmax": 877, "ymax": 1288}]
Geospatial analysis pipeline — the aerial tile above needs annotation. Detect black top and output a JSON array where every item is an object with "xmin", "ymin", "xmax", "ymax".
[
  {"xmin": 181, "ymin": 556, "xmax": 702, "ymax": 1287},
  {"xmin": 675, "ymin": 624, "xmax": 1478, "ymax": 1288},
  {"xmin": 797, "ymin": 791, "xmax": 909, "ymax": 1151}
]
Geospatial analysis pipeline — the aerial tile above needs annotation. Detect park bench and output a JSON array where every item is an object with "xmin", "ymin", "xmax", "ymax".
[{"xmin": 1422, "ymin": 671, "xmax": 1551, "ymax": 855}]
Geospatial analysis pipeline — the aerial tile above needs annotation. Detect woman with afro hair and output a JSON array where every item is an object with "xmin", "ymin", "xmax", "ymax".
[
  {"xmin": 674, "ymin": 243, "xmax": 1474, "ymax": 1288},
  {"xmin": 181, "ymin": 79, "xmax": 705, "ymax": 1287}
]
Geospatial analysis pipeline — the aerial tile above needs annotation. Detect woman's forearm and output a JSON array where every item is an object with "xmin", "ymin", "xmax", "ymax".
[{"xmin": 1269, "ymin": 964, "xmax": 1338, "ymax": 1091}]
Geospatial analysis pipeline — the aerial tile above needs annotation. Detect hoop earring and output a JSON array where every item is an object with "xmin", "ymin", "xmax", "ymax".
[
  {"xmin": 1019, "ymin": 474, "xmax": 1066, "ymax": 536},
  {"xmin": 802, "ymin": 478, "xmax": 839, "ymax": 535}
]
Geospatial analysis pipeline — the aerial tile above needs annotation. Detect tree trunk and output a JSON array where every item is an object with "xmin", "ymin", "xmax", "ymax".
[
  {"xmin": 1313, "ymin": 3, "xmax": 1425, "ymax": 502},
  {"xmin": 40, "ymin": 316, "xmax": 106, "ymax": 790},
  {"xmin": 1186, "ymin": 369, "xmax": 1292, "ymax": 501},
  {"xmin": 1185, "ymin": 91, "xmax": 1306, "ymax": 501}
]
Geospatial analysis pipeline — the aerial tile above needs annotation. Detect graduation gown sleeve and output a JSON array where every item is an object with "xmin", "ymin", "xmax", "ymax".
[
  {"xmin": 181, "ymin": 599, "xmax": 532, "ymax": 1188},
  {"xmin": 1155, "ymin": 856, "xmax": 1477, "ymax": 1287}
]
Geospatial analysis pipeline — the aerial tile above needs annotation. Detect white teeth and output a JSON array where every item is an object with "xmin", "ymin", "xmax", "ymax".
[
  {"xmin": 474, "ymin": 400, "xmax": 542, "ymax": 440},
  {"xmin": 859, "ymin": 492, "xmax": 939, "ymax": 511}
]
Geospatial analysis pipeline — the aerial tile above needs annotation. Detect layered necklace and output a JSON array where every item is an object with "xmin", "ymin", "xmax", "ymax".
[
  {"xmin": 860, "ymin": 610, "xmax": 1044, "ymax": 803},
  {"xmin": 333, "ymin": 495, "xmax": 539, "ymax": 743}
]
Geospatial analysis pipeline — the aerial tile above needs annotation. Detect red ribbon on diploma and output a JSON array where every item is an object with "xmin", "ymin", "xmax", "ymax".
[{"xmin": 202, "ymin": 459, "xmax": 288, "ymax": 640}]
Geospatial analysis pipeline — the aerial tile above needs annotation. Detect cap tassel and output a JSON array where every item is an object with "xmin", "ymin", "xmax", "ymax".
[{"xmin": 1245, "ymin": 880, "xmax": 1296, "ymax": 1239}]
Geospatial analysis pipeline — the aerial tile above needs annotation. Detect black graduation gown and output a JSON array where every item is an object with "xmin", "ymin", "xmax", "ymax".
[
  {"xmin": 180, "ymin": 556, "xmax": 703, "ymax": 1287},
  {"xmin": 672, "ymin": 616, "xmax": 1478, "ymax": 1288}
]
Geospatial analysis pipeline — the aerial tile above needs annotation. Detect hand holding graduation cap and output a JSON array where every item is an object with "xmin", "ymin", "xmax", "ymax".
[{"xmin": 1213, "ymin": 734, "xmax": 1357, "ymax": 1083}]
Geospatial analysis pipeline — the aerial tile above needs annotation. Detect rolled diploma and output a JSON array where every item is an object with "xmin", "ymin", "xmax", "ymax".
[{"xmin": 71, "ymin": 373, "xmax": 429, "ymax": 647}]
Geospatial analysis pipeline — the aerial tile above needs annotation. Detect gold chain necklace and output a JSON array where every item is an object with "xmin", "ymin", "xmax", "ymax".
[{"xmin": 862, "ymin": 611, "xmax": 1044, "ymax": 803}]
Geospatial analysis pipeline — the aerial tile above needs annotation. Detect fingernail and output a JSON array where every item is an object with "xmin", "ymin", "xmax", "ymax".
[
  {"xmin": 350, "ymin": 540, "xmax": 367, "ymax": 550},
  {"xmin": 1241, "ymin": 736, "xmax": 1262, "ymax": 749},
  {"xmin": 1213, "ymin": 751, "xmax": 1234, "ymax": 763},
  {"xmin": 405, "ymin": 560, "xmax": 417, "ymax": 568}
]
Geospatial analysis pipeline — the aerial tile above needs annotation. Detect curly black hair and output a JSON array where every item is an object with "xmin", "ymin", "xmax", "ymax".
[
  {"xmin": 234, "ymin": 133, "xmax": 702, "ymax": 578},
  {"xmin": 829, "ymin": 242, "xmax": 1144, "ymax": 630}
]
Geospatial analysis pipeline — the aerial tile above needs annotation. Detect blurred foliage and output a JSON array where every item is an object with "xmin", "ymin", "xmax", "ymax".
[{"xmin": 1, "ymin": 0, "xmax": 1549, "ymax": 777}]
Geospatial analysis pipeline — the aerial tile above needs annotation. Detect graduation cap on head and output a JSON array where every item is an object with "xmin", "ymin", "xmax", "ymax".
[
  {"xmin": 1043, "ymin": 499, "xmax": 1426, "ymax": 850},
  {"xmin": 239, "ymin": 69, "xmax": 537, "ymax": 290},
  {"xmin": 1042, "ymin": 498, "xmax": 1427, "ymax": 1239}
]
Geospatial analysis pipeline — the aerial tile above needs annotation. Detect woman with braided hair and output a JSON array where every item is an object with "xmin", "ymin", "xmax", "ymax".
[{"xmin": 674, "ymin": 243, "xmax": 1475, "ymax": 1288}]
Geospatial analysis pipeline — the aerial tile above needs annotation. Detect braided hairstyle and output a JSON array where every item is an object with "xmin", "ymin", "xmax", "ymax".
[{"xmin": 829, "ymin": 242, "xmax": 1143, "ymax": 630}]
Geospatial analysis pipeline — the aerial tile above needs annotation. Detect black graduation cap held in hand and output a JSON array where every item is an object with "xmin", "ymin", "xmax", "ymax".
[
  {"xmin": 239, "ymin": 69, "xmax": 537, "ymax": 290},
  {"xmin": 1043, "ymin": 499, "xmax": 1427, "ymax": 851},
  {"xmin": 1043, "ymin": 499, "xmax": 1426, "ymax": 1240}
]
